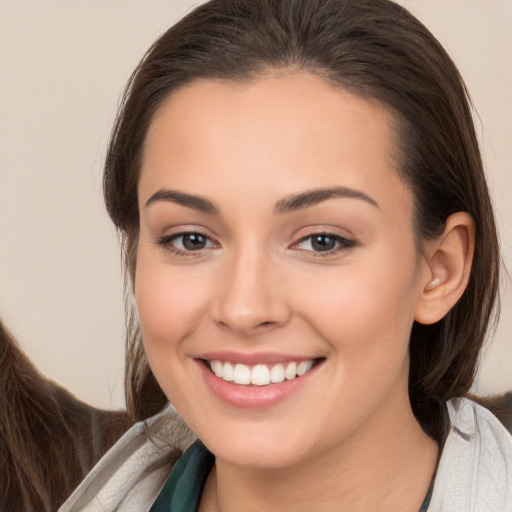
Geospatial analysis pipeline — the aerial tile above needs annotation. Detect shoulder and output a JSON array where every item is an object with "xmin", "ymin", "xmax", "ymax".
[
  {"xmin": 58, "ymin": 404, "xmax": 196, "ymax": 512},
  {"xmin": 429, "ymin": 397, "xmax": 512, "ymax": 512}
]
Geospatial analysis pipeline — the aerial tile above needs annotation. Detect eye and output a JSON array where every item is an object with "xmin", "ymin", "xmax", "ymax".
[
  {"xmin": 157, "ymin": 231, "xmax": 216, "ymax": 254},
  {"xmin": 294, "ymin": 233, "xmax": 355, "ymax": 253}
]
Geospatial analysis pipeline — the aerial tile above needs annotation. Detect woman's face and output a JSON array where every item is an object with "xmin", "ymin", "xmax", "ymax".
[{"xmin": 135, "ymin": 73, "xmax": 430, "ymax": 469}]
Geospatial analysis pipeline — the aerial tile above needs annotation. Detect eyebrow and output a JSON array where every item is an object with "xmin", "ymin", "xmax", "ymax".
[
  {"xmin": 145, "ymin": 189, "xmax": 219, "ymax": 214},
  {"xmin": 144, "ymin": 186, "xmax": 378, "ymax": 215},
  {"xmin": 274, "ymin": 187, "xmax": 379, "ymax": 213}
]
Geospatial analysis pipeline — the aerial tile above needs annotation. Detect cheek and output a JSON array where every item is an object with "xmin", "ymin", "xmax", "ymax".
[
  {"xmin": 296, "ymin": 264, "xmax": 419, "ymax": 421},
  {"xmin": 294, "ymin": 255, "xmax": 419, "ymax": 358},
  {"xmin": 134, "ymin": 257, "xmax": 213, "ymax": 355}
]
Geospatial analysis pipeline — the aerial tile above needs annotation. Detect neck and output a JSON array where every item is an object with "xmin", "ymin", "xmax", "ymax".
[{"xmin": 199, "ymin": 396, "xmax": 438, "ymax": 512}]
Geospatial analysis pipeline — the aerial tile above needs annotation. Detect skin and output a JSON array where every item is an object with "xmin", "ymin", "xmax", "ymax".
[{"xmin": 135, "ymin": 73, "xmax": 443, "ymax": 511}]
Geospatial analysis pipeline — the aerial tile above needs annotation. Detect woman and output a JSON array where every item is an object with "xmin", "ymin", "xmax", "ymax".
[{"xmin": 60, "ymin": 0, "xmax": 512, "ymax": 510}]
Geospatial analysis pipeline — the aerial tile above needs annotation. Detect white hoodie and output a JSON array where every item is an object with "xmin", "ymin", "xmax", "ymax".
[{"xmin": 59, "ymin": 398, "xmax": 512, "ymax": 512}]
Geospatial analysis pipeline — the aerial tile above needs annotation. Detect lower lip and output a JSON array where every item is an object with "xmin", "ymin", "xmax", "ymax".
[{"xmin": 196, "ymin": 360, "xmax": 322, "ymax": 409}]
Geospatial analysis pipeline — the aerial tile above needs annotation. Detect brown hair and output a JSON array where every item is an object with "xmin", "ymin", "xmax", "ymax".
[
  {"xmin": 104, "ymin": 0, "xmax": 500, "ymax": 441},
  {"xmin": 0, "ymin": 319, "xmax": 131, "ymax": 511}
]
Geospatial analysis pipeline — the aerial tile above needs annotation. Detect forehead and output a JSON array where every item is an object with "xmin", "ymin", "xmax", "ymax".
[{"xmin": 139, "ymin": 72, "xmax": 411, "ymax": 216}]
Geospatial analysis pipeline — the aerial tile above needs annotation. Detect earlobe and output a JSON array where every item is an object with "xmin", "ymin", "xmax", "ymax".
[{"xmin": 415, "ymin": 212, "xmax": 475, "ymax": 325}]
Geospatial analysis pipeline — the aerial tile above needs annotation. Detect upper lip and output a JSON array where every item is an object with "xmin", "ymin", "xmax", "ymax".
[{"xmin": 196, "ymin": 351, "xmax": 322, "ymax": 366}]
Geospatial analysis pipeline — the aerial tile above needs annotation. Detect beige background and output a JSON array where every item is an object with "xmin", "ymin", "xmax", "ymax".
[{"xmin": 0, "ymin": 1, "xmax": 510, "ymax": 410}]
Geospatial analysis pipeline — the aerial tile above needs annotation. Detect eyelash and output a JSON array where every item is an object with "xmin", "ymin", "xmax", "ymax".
[
  {"xmin": 156, "ymin": 230, "xmax": 355, "ymax": 258},
  {"xmin": 156, "ymin": 231, "xmax": 217, "ymax": 258},
  {"xmin": 292, "ymin": 232, "xmax": 356, "ymax": 257}
]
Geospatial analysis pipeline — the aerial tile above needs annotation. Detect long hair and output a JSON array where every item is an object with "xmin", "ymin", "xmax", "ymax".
[
  {"xmin": 0, "ymin": 319, "xmax": 131, "ymax": 511},
  {"xmin": 103, "ymin": 0, "xmax": 500, "ymax": 441}
]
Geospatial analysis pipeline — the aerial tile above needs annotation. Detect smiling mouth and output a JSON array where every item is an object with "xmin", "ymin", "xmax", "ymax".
[{"xmin": 205, "ymin": 358, "xmax": 324, "ymax": 386}]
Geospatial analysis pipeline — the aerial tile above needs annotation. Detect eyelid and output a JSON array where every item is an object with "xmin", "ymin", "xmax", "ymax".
[
  {"xmin": 154, "ymin": 225, "xmax": 355, "ymax": 258},
  {"xmin": 290, "ymin": 229, "xmax": 356, "ymax": 256},
  {"xmin": 155, "ymin": 227, "xmax": 219, "ymax": 257}
]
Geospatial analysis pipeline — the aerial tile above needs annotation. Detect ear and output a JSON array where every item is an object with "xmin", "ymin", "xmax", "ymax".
[{"xmin": 414, "ymin": 212, "xmax": 475, "ymax": 325}]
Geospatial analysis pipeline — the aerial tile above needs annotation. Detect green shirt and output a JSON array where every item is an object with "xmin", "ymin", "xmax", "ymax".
[
  {"xmin": 150, "ymin": 441, "xmax": 214, "ymax": 512},
  {"xmin": 150, "ymin": 441, "xmax": 433, "ymax": 511}
]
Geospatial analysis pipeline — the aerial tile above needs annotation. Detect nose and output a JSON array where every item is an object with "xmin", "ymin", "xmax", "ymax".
[{"xmin": 211, "ymin": 245, "xmax": 291, "ymax": 337}]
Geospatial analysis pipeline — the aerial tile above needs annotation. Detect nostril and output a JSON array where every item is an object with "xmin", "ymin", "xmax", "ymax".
[{"xmin": 255, "ymin": 320, "xmax": 279, "ymax": 331}]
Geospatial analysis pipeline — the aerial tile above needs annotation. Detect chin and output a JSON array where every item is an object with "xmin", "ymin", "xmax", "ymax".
[{"xmin": 197, "ymin": 421, "xmax": 317, "ymax": 470}]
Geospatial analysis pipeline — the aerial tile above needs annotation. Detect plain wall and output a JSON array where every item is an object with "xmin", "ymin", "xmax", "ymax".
[{"xmin": 0, "ymin": 0, "xmax": 510, "ymax": 410}]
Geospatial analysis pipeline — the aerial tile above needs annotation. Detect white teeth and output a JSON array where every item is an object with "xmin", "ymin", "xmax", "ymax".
[
  {"xmin": 251, "ymin": 364, "xmax": 270, "ymax": 386},
  {"xmin": 211, "ymin": 360, "xmax": 223, "ymax": 378},
  {"xmin": 297, "ymin": 360, "xmax": 313, "ymax": 376},
  {"xmin": 223, "ymin": 362, "xmax": 234, "ymax": 382},
  {"xmin": 285, "ymin": 362, "xmax": 297, "ymax": 380},
  {"xmin": 233, "ymin": 363, "xmax": 251, "ymax": 385},
  {"xmin": 209, "ymin": 359, "xmax": 316, "ymax": 386},
  {"xmin": 270, "ymin": 364, "xmax": 285, "ymax": 383}
]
